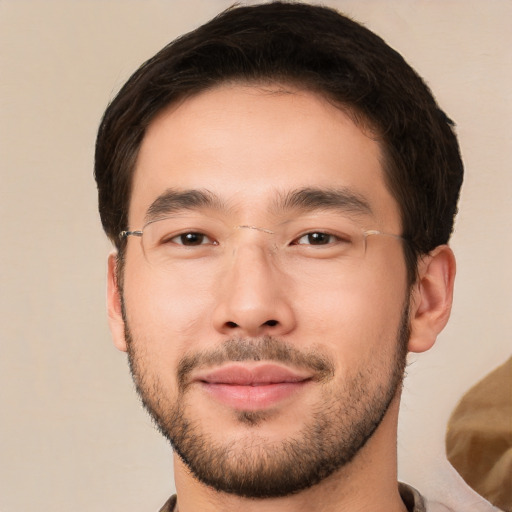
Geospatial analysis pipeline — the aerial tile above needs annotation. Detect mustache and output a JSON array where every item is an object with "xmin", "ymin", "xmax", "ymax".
[{"xmin": 177, "ymin": 336, "xmax": 335, "ymax": 392}]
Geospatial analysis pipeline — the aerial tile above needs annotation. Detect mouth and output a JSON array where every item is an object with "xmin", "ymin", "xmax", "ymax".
[{"xmin": 192, "ymin": 363, "xmax": 313, "ymax": 411}]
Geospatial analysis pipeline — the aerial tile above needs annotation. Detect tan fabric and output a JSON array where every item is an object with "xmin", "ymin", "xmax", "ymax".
[
  {"xmin": 159, "ymin": 483, "xmax": 426, "ymax": 511},
  {"xmin": 446, "ymin": 356, "xmax": 512, "ymax": 512}
]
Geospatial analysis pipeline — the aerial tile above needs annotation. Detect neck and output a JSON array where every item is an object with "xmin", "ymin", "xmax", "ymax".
[{"xmin": 172, "ymin": 397, "xmax": 407, "ymax": 512}]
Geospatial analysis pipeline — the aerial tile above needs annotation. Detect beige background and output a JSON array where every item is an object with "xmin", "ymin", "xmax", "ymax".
[{"xmin": 0, "ymin": 1, "xmax": 510, "ymax": 510}]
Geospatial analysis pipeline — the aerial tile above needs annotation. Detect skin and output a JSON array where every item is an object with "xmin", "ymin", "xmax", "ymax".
[{"xmin": 107, "ymin": 83, "xmax": 456, "ymax": 512}]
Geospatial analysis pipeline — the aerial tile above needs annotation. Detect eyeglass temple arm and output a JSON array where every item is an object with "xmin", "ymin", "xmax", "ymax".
[
  {"xmin": 119, "ymin": 230, "xmax": 143, "ymax": 239},
  {"xmin": 364, "ymin": 230, "xmax": 406, "ymax": 242}
]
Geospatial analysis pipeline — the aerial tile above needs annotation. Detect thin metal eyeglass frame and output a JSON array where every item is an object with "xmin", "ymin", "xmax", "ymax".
[{"xmin": 119, "ymin": 227, "xmax": 405, "ymax": 247}]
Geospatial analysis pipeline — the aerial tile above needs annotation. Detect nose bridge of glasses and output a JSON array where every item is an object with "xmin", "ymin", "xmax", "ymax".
[
  {"xmin": 228, "ymin": 224, "xmax": 280, "ymax": 257},
  {"xmin": 235, "ymin": 224, "xmax": 275, "ymax": 235}
]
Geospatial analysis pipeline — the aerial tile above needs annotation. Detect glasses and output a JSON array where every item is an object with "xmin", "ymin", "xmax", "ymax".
[{"xmin": 119, "ymin": 214, "xmax": 405, "ymax": 272}]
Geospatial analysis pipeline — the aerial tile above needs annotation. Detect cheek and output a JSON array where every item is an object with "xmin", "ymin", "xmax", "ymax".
[
  {"xmin": 292, "ymin": 257, "xmax": 408, "ymax": 361},
  {"xmin": 121, "ymin": 254, "xmax": 219, "ymax": 352}
]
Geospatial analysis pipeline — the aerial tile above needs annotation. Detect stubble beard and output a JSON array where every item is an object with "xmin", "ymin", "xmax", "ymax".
[{"xmin": 124, "ymin": 302, "xmax": 409, "ymax": 499}]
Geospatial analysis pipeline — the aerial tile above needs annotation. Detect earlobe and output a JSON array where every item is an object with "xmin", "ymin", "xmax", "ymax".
[
  {"xmin": 408, "ymin": 245, "xmax": 456, "ymax": 353},
  {"xmin": 107, "ymin": 252, "xmax": 128, "ymax": 352}
]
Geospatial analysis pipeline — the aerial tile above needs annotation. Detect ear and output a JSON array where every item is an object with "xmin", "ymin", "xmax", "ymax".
[
  {"xmin": 408, "ymin": 245, "xmax": 456, "ymax": 353},
  {"xmin": 107, "ymin": 252, "xmax": 128, "ymax": 352}
]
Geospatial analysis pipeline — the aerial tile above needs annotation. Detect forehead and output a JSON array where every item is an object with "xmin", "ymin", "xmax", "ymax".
[{"xmin": 130, "ymin": 83, "xmax": 400, "ymax": 230}]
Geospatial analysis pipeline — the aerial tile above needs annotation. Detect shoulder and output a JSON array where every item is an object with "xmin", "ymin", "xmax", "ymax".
[
  {"xmin": 399, "ymin": 482, "xmax": 427, "ymax": 512},
  {"xmin": 158, "ymin": 494, "xmax": 177, "ymax": 512}
]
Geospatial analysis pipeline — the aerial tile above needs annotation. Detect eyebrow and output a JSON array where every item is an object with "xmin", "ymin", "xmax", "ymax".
[
  {"xmin": 143, "ymin": 186, "xmax": 373, "ymax": 225},
  {"xmin": 273, "ymin": 187, "xmax": 373, "ymax": 216},
  {"xmin": 144, "ymin": 189, "xmax": 225, "ymax": 224}
]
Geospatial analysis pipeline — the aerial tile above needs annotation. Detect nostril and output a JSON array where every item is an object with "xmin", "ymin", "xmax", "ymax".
[{"xmin": 222, "ymin": 319, "xmax": 280, "ymax": 331}]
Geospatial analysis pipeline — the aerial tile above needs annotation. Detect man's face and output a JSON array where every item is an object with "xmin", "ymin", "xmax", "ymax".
[{"xmin": 116, "ymin": 83, "xmax": 410, "ymax": 497}]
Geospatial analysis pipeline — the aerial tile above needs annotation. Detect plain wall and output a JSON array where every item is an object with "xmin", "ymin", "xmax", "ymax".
[{"xmin": 1, "ymin": 1, "xmax": 510, "ymax": 510}]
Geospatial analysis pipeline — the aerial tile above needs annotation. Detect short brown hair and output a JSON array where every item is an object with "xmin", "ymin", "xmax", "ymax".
[{"xmin": 95, "ymin": 2, "xmax": 463, "ymax": 284}]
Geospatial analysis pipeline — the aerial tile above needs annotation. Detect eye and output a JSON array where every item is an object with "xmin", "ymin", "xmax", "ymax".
[
  {"xmin": 294, "ymin": 232, "xmax": 342, "ymax": 246},
  {"xmin": 169, "ymin": 232, "xmax": 215, "ymax": 246}
]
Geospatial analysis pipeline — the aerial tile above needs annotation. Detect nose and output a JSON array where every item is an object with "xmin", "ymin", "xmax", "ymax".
[{"xmin": 212, "ymin": 238, "xmax": 296, "ymax": 338}]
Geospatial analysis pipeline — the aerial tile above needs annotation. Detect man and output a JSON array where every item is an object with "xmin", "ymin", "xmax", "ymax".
[{"xmin": 94, "ymin": 3, "xmax": 463, "ymax": 511}]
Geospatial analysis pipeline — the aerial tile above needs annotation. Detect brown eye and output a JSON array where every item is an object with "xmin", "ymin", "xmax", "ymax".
[
  {"xmin": 296, "ymin": 232, "xmax": 338, "ymax": 245},
  {"xmin": 172, "ymin": 232, "xmax": 210, "ymax": 246}
]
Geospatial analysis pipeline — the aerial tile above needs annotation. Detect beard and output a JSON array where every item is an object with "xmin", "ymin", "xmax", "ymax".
[{"xmin": 124, "ymin": 300, "xmax": 410, "ymax": 499}]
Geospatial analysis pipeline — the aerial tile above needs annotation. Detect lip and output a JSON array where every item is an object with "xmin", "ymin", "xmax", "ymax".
[{"xmin": 192, "ymin": 363, "xmax": 312, "ymax": 410}]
